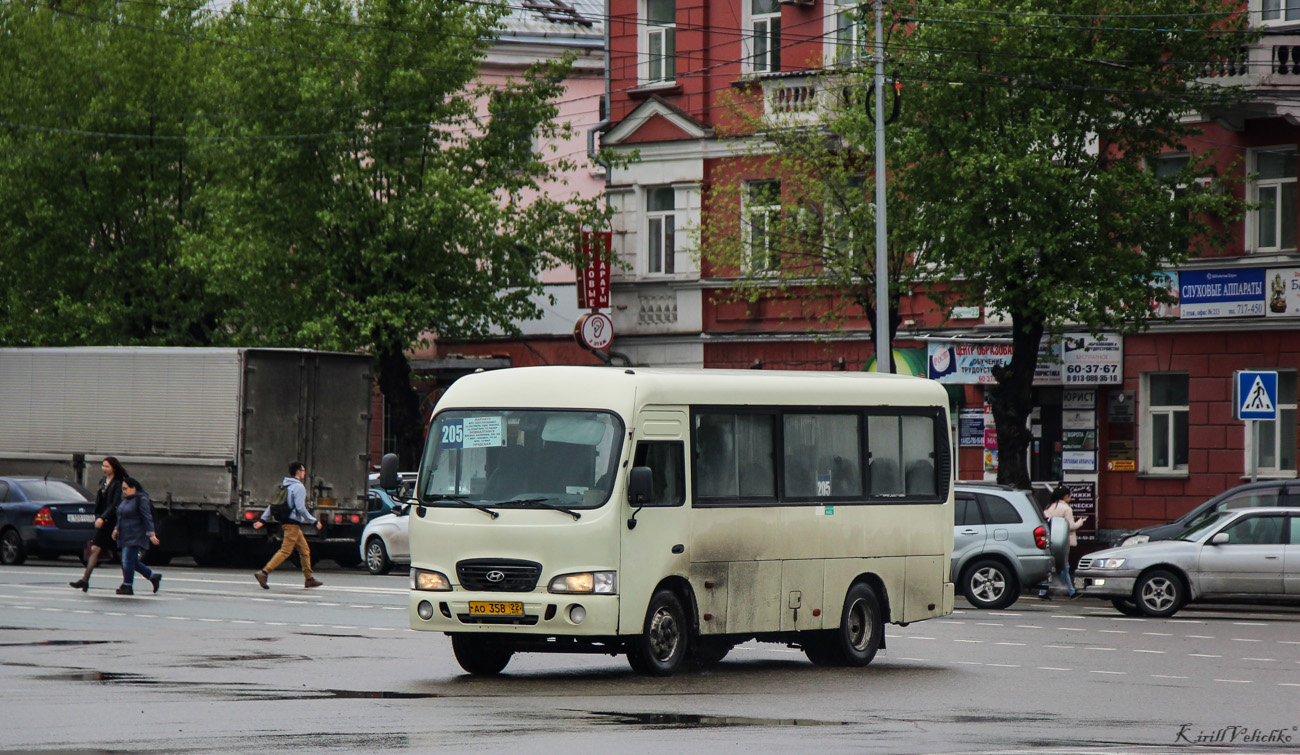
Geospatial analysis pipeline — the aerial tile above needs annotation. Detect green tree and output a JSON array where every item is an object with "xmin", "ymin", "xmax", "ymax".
[
  {"xmin": 0, "ymin": 0, "xmax": 222, "ymax": 345},
  {"xmin": 189, "ymin": 0, "xmax": 606, "ymax": 466},
  {"xmin": 885, "ymin": 0, "xmax": 1254, "ymax": 488}
]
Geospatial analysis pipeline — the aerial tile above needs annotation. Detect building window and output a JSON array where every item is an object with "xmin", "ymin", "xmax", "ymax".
[
  {"xmin": 1252, "ymin": 148, "xmax": 1297, "ymax": 252},
  {"xmin": 646, "ymin": 187, "xmax": 676, "ymax": 274},
  {"xmin": 744, "ymin": 179, "xmax": 781, "ymax": 274},
  {"xmin": 830, "ymin": 0, "xmax": 864, "ymax": 65},
  {"xmin": 1248, "ymin": 369, "xmax": 1297, "ymax": 475},
  {"xmin": 645, "ymin": 0, "xmax": 676, "ymax": 84},
  {"xmin": 1143, "ymin": 373, "xmax": 1189, "ymax": 474},
  {"xmin": 750, "ymin": 0, "xmax": 781, "ymax": 73},
  {"xmin": 1261, "ymin": 0, "xmax": 1300, "ymax": 25}
]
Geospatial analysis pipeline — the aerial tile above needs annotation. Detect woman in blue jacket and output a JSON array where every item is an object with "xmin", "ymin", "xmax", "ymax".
[{"xmin": 112, "ymin": 477, "xmax": 162, "ymax": 595}]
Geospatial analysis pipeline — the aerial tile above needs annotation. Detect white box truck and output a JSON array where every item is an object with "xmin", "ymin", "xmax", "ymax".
[{"xmin": 0, "ymin": 347, "xmax": 373, "ymax": 566}]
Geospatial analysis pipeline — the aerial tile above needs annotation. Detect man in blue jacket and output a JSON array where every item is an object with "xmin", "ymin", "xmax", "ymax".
[{"xmin": 252, "ymin": 461, "xmax": 324, "ymax": 589}]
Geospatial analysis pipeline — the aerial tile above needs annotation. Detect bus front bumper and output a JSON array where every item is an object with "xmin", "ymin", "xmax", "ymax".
[{"xmin": 409, "ymin": 591, "xmax": 621, "ymax": 636}]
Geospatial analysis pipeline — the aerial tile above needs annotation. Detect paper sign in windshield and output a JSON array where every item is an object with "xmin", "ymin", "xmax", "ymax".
[{"xmin": 440, "ymin": 417, "xmax": 505, "ymax": 449}]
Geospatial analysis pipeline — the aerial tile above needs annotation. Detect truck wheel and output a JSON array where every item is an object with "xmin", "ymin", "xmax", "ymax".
[
  {"xmin": 804, "ymin": 582, "xmax": 883, "ymax": 667},
  {"xmin": 626, "ymin": 589, "xmax": 688, "ymax": 676},
  {"xmin": 1135, "ymin": 569, "xmax": 1184, "ymax": 618},
  {"xmin": 1, "ymin": 528, "xmax": 25, "ymax": 565},
  {"xmin": 451, "ymin": 635, "xmax": 513, "ymax": 675},
  {"xmin": 334, "ymin": 552, "xmax": 362, "ymax": 569},
  {"xmin": 143, "ymin": 551, "xmax": 172, "ymax": 566},
  {"xmin": 961, "ymin": 558, "xmax": 1019, "ymax": 610},
  {"xmin": 364, "ymin": 537, "xmax": 392, "ymax": 575}
]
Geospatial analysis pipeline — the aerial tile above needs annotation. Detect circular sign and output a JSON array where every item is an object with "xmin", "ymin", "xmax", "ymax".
[{"xmin": 574, "ymin": 312, "xmax": 614, "ymax": 351}]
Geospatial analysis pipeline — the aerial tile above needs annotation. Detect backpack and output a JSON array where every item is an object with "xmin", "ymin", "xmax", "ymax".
[{"xmin": 269, "ymin": 484, "xmax": 293, "ymax": 524}]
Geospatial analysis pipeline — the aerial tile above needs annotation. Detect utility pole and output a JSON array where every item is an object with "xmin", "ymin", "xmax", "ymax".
[{"xmin": 872, "ymin": 0, "xmax": 890, "ymax": 373}]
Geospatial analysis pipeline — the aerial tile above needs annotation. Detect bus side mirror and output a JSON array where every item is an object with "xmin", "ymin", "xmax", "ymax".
[
  {"xmin": 379, "ymin": 453, "xmax": 400, "ymax": 491},
  {"xmin": 627, "ymin": 466, "xmax": 654, "ymax": 506}
]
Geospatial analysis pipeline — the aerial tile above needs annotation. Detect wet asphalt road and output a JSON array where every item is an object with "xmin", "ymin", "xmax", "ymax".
[{"xmin": 1, "ymin": 560, "xmax": 1298, "ymax": 754}]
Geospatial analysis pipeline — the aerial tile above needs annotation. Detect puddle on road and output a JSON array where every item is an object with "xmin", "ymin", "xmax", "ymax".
[
  {"xmin": 579, "ymin": 710, "xmax": 848, "ymax": 728},
  {"xmin": 37, "ymin": 667, "xmax": 441, "ymax": 701},
  {"xmin": 0, "ymin": 639, "xmax": 121, "ymax": 647}
]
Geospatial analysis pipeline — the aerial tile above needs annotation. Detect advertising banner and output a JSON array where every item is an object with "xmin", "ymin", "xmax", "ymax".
[
  {"xmin": 1062, "ymin": 334, "xmax": 1122, "ymax": 384},
  {"xmin": 958, "ymin": 408, "xmax": 984, "ymax": 447},
  {"xmin": 1179, "ymin": 268, "xmax": 1266, "ymax": 319},
  {"xmin": 927, "ymin": 340, "xmax": 1061, "ymax": 385},
  {"xmin": 1264, "ymin": 268, "xmax": 1300, "ymax": 317}
]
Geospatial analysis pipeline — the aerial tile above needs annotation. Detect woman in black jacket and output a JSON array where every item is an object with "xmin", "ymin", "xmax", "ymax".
[{"xmin": 69, "ymin": 456, "xmax": 128, "ymax": 592}]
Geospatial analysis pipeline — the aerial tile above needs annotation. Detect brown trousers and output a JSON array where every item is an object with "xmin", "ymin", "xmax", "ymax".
[{"xmin": 262, "ymin": 524, "xmax": 313, "ymax": 579}]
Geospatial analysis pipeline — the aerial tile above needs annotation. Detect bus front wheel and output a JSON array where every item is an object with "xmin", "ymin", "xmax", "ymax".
[
  {"xmin": 451, "ymin": 635, "xmax": 513, "ymax": 675},
  {"xmin": 803, "ymin": 582, "xmax": 883, "ymax": 667},
  {"xmin": 627, "ymin": 589, "xmax": 688, "ymax": 676}
]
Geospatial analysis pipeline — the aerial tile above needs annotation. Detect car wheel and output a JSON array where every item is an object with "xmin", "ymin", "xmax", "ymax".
[
  {"xmin": 626, "ymin": 589, "xmax": 688, "ymax": 676},
  {"xmin": 802, "ymin": 582, "xmax": 884, "ymax": 667},
  {"xmin": 364, "ymin": 537, "xmax": 392, "ymax": 575},
  {"xmin": 451, "ymin": 635, "xmax": 513, "ymax": 675},
  {"xmin": 1134, "ymin": 569, "xmax": 1184, "ymax": 618},
  {"xmin": 961, "ymin": 558, "xmax": 1020, "ymax": 610},
  {"xmin": 1, "ymin": 528, "xmax": 25, "ymax": 566},
  {"xmin": 1111, "ymin": 598, "xmax": 1144, "ymax": 617}
]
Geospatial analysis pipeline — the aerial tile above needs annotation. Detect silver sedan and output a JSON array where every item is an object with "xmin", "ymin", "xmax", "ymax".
[{"xmin": 1076, "ymin": 507, "xmax": 1300, "ymax": 617}]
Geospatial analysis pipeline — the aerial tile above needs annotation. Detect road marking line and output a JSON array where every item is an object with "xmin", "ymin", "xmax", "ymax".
[
  {"xmin": 1099, "ymin": 630, "xmax": 1127, "ymax": 634},
  {"xmin": 369, "ymin": 627, "xmax": 396, "ymax": 631},
  {"xmin": 953, "ymin": 661, "xmax": 982, "ymax": 665},
  {"xmin": 1044, "ymin": 644, "xmax": 1075, "ymax": 649},
  {"xmin": 1015, "ymin": 625, "xmax": 1042, "ymax": 629},
  {"xmin": 1214, "ymin": 679, "xmax": 1252, "ymax": 684},
  {"xmin": 319, "ymin": 603, "xmax": 341, "ymax": 607},
  {"xmin": 1187, "ymin": 634, "xmax": 1215, "ymax": 639},
  {"xmin": 1232, "ymin": 622, "xmax": 1267, "ymax": 626},
  {"xmin": 40, "ymin": 608, "xmax": 62, "ymax": 612},
  {"xmin": 901, "ymin": 636, "xmax": 935, "ymax": 640},
  {"xmin": 1189, "ymin": 653, "xmax": 1222, "ymax": 658},
  {"xmin": 197, "ymin": 618, "xmax": 221, "ymax": 622},
  {"xmin": 899, "ymin": 657, "xmax": 930, "ymax": 662},
  {"xmin": 231, "ymin": 620, "xmax": 255, "ymax": 624},
  {"xmin": 134, "ymin": 614, "xmax": 157, "ymax": 618},
  {"xmin": 1279, "ymin": 641, "xmax": 1300, "ymax": 645},
  {"xmin": 954, "ymin": 639, "xmax": 983, "ymax": 643},
  {"xmin": 104, "ymin": 612, "xmax": 125, "ymax": 616},
  {"xmin": 167, "ymin": 616, "xmax": 190, "ymax": 620},
  {"xmin": 1084, "ymin": 647, "xmax": 1116, "ymax": 651},
  {"xmin": 1038, "ymin": 667, "xmax": 1071, "ymax": 671},
  {"xmin": 1059, "ymin": 627, "xmax": 1086, "ymax": 632},
  {"xmin": 1280, "ymin": 683, "xmax": 1300, "ymax": 687},
  {"xmin": 1230, "ymin": 638, "xmax": 1261, "ymax": 642},
  {"xmin": 976, "ymin": 622, "xmax": 1004, "ymax": 627},
  {"xmin": 266, "ymin": 622, "xmax": 287, "ymax": 626},
  {"xmin": 987, "ymin": 663, "xmax": 1020, "ymax": 668},
  {"xmin": 301, "ymin": 623, "xmax": 324, "ymax": 628},
  {"xmin": 1143, "ymin": 632, "xmax": 1172, "ymax": 636},
  {"xmin": 1133, "ymin": 649, "xmax": 1165, "ymax": 654},
  {"xmin": 1243, "ymin": 658, "xmax": 1276, "ymax": 662},
  {"xmin": 995, "ymin": 642, "xmax": 1026, "ymax": 646},
  {"xmin": 1090, "ymin": 670, "xmax": 1125, "ymax": 675},
  {"xmin": 1153, "ymin": 674, "xmax": 1188, "ymax": 679}
]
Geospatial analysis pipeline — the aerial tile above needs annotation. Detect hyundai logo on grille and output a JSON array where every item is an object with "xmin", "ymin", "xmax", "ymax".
[{"xmin": 485, "ymin": 570, "xmax": 507, "ymax": 583}]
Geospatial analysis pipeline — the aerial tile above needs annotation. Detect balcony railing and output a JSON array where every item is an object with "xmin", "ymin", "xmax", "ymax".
[
  {"xmin": 759, "ymin": 74, "xmax": 858, "ymax": 126},
  {"xmin": 1200, "ymin": 38, "xmax": 1300, "ymax": 86}
]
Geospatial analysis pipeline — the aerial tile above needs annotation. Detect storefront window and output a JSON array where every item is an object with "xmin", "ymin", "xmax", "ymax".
[{"xmin": 1144, "ymin": 373, "xmax": 1189, "ymax": 473}]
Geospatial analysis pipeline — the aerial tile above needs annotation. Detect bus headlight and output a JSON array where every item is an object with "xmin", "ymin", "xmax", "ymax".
[
  {"xmin": 548, "ymin": 571, "xmax": 616, "ymax": 594},
  {"xmin": 411, "ymin": 568, "xmax": 451, "ymax": 592}
]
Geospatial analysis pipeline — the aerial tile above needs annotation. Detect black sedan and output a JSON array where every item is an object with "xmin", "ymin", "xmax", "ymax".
[{"xmin": 0, "ymin": 476, "xmax": 98, "ymax": 565}]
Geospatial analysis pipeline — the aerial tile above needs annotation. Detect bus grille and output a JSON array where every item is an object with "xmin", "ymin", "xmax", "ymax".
[{"xmin": 457, "ymin": 559, "xmax": 542, "ymax": 592}]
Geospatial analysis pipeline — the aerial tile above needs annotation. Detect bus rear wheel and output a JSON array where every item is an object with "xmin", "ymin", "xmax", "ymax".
[
  {"xmin": 627, "ymin": 589, "xmax": 688, "ymax": 676},
  {"xmin": 803, "ymin": 582, "xmax": 883, "ymax": 667},
  {"xmin": 451, "ymin": 635, "xmax": 513, "ymax": 675}
]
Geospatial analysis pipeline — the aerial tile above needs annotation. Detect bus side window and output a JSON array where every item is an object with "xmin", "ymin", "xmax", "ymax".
[{"xmin": 634, "ymin": 441, "xmax": 686, "ymax": 506}]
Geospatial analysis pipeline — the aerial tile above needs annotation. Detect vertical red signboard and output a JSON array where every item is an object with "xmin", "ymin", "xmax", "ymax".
[{"xmin": 577, "ymin": 231, "xmax": 612, "ymax": 310}]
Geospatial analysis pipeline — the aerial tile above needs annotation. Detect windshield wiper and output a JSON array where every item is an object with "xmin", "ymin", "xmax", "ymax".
[
  {"xmin": 423, "ymin": 493, "xmax": 499, "ymax": 520},
  {"xmin": 510, "ymin": 497, "xmax": 582, "ymax": 520}
]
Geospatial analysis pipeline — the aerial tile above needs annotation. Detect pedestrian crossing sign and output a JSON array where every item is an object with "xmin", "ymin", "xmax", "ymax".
[{"xmin": 1235, "ymin": 371, "xmax": 1278, "ymax": 421}]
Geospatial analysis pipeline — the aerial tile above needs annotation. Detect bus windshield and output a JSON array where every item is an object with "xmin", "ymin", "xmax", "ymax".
[{"xmin": 419, "ymin": 409, "xmax": 624, "ymax": 510}]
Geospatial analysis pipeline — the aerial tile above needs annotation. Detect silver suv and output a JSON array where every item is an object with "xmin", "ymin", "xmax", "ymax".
[{"xmin": 952, "ymin": 483, "xmax": 1068, "ymax": 609}]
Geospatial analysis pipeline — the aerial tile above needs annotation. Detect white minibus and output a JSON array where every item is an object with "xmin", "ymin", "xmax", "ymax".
[{"xmin": 380, "ymin": 366, "xmax": 954, "ymax": 675}]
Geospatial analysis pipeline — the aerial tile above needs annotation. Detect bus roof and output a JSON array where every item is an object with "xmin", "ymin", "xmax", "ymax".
[{"xmin": 436, "ymin": 366, "xmax": 949, "ymax": 414}]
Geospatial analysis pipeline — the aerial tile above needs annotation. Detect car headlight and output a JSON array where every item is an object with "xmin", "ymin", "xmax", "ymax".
[
  {"xmin": 1120, "ymin": 534, "xmax": 1149, "ymax": 546},
  {"xmin": 410, "ymin": 568, "xmax": 451, "ymax": 591},
  {"xmin": 548, "ymin": 571, "xmax": 617, "ymax": 594},
  {"xmin": 1094, "ymin": 558, "xmax": 1126, "ymax": 569}
]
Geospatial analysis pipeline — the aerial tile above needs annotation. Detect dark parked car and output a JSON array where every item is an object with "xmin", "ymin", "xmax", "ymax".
[
  {"xmin": 0, "ymin": 476, "xmax": 98, "ymax": 565},
  {"xmin": 1112, "ymin": 480, "xmax": 1300, "ymax": 547},
  {"xmin": 952, "ymin": 482, "xmax": 1068, "ymax": 609}
]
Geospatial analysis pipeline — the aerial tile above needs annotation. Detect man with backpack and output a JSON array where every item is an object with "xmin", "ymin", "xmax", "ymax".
[{"xmin": 252, "ymin": 461, "xmax": 324, "ymax": 589}]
